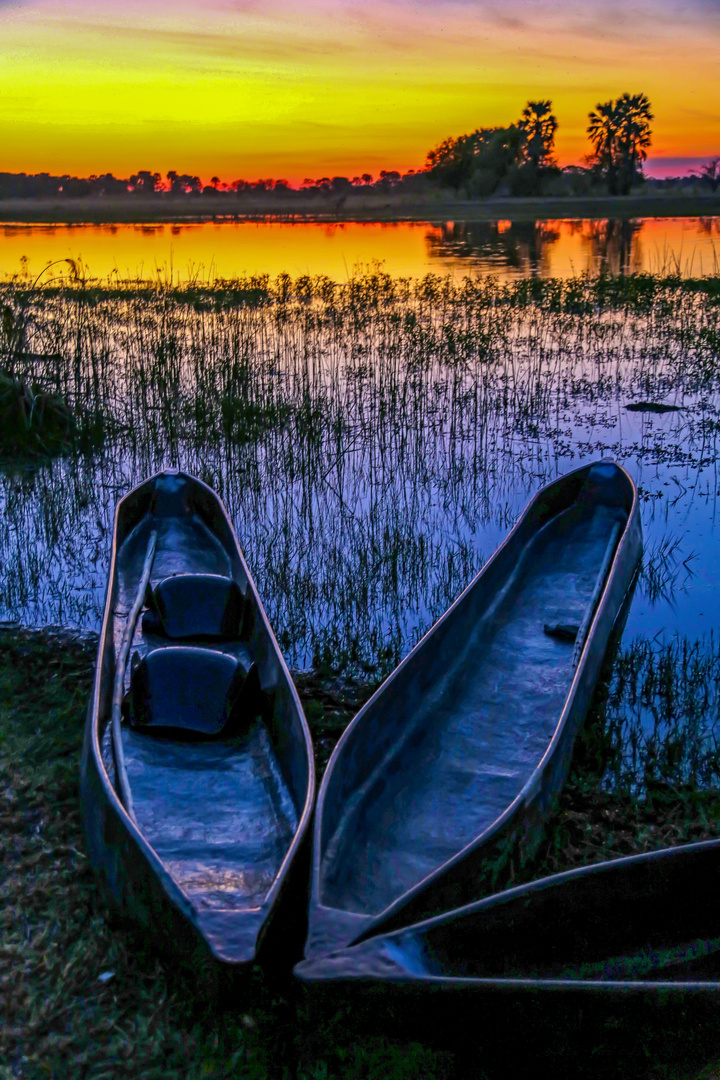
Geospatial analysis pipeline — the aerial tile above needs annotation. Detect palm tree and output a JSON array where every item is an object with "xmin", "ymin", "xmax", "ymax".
[
  {"xmin": 587, "ymin": 93, "xmax": 653, "ymax": 194},
  {"xmin": 615, "ymin": 92, "xmax": 653, "ymax": 193},
  {"xmin": 587, "ymin": 100, "xmax": 620, "ymax": 193},
  {"xmin": 519, "ymin": 100, "xmax": 558, "ymax": 170}
]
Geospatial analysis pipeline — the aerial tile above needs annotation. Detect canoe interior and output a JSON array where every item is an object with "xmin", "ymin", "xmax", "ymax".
[
  {"xmin": 317, "ymin": 464, "xmax": 633, "ymax": 920},
  {"xmin": 365, "ymin": 843, "xmax": 720, "ymax": 985},
  {"xmin": 99, "ymin": 472, "xmax": 308, "ymax": 915}
]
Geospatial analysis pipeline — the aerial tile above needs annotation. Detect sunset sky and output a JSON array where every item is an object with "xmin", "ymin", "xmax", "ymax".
[{"xmin": 1, "ymin": 0, "xmax": 718, "ymax": 184}]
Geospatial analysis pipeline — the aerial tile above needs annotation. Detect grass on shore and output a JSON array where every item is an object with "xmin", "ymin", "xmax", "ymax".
[{"xmin": 4, "ymin": 630, "xmax": 720, "ymax": 1080}]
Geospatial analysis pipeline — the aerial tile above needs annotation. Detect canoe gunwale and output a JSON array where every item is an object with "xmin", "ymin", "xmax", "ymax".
[
  {"xmin": 81, "ymin": 469, "xmax": 315, "ymax": 972},
  {"xmin": 307, "ymin": 460, "xmax": 642, "ymax": 956}
]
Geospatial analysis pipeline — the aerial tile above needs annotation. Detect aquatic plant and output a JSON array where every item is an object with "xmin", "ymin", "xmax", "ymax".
[
  {"xmin": 0, "ymin": 270, "xmax": 718, "ymax": 653},
  {"xmin": 0, "ymin": 268, "xmax": 719, "ymax": 787}
]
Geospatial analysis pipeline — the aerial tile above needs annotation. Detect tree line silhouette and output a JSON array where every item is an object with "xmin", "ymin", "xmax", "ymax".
[
  {"xmin": 425, "ymin": 94, "xmax": 654, "ymax": 196},
  {"xmin": 0, "ymin": 94, "xmax": 714, "ymax": 202},
  {"xmin": 0, "ymin": 167, "xmax": 418, "ymax": 200}
]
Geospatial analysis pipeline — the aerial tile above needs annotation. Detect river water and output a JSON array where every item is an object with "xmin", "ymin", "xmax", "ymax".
[{"xmin": 1, "ymin": 216, "xmax": 719, "ymax": 283}]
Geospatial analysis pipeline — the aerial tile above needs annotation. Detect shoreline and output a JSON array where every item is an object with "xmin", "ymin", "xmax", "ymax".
[{"xmin": 1, "ymin": 192, "xmax": 720, "ymax": 225}]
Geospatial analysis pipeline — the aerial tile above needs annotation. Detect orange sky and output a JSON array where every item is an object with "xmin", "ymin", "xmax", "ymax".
[{"xmin": 1, "ymin": 0, "xmax": 718, "ymax": 184}]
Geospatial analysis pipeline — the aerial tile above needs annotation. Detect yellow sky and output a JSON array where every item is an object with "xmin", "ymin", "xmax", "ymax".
[{"xmin": 1, "ymin": 0, "xmax": 718, "ymax": 182}]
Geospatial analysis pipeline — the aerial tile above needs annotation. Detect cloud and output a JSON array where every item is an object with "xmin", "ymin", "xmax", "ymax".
[
  {"xmin": 15, "ymin": 0, "xmax": 720, "ymax": 63},
  {"xmin": 78, "ymin": 21, "xmax": 355, "ymax": 63},
  {"xmin": 384, "ymin": 0, "xmax": 720, "ymax": 37},
  {"xmin": 679, "ymin": 106, "xmax": 720, "ymax": 123}
]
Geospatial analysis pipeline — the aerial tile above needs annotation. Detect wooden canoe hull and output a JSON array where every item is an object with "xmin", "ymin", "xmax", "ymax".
[
  {"xmin": 80, "ymin": 470, "xmax": 315, "ymax": 982},
  {"xmin": 295, "ymin": 837, "xmax": 720, "ymax": 1001},
  {"xmin": 305, "ymin": 461, "xmax": 642, "ymax": 959}
]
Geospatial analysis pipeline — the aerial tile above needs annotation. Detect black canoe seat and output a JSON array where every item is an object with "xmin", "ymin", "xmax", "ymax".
[
  {"xmin": 125, "ymin": 646, "xmax": 261, "ymax": 737},
  {"xmin": 142, "ymin": 574, "xmax": 244, "ymax": 640}
]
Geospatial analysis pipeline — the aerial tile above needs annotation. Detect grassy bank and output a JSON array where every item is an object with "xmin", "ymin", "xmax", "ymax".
[
  {"xmin": 3, "ymin": 631, "xmax": 720, "ymax": 1079},
  {"xmin": 1, "ymin": 192, "xmax": 720, "ymax": 225},
  {"xmin": 0, "ymin": 631, "xmax": 443, "ymax": 1080}
]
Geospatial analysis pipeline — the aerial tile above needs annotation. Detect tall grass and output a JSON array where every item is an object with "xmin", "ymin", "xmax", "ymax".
[
  {"xmin": 0, "ymin": 270, "xmax": 716, "ymax": 669},
  {"xmin": 1, "ymin": 268, "xmax": 720, "ymax": 781},
  {"xmin": 4, "ymin": 268, "xmax": 720, "ymax": 1078},
  {"xmin": 598, "ymin": 634, "xmax": 720, "ymax": 792}
]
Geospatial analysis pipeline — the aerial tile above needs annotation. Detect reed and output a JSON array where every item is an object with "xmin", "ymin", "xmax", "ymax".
[{"xmin": 1, "ymin": 267, "xmax": 719, "ymax": 784}]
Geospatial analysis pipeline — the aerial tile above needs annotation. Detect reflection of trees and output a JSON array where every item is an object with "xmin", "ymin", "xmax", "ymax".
[
  {"xmin": 697, "ymin": 218, "xmax": 720, "ymax": 238},
  {"xmin": 425, "ymin": 218, "xmax": 651, "ymax": 277},
  {"xmin": 580, "ymin": 219, "xmax": 643, "ymax": 276},
  {"xmin": 425, "ymin": 220, "xmax": 561, "ymax": 276}
]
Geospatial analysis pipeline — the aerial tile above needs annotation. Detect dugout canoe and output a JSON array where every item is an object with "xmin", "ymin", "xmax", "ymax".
[
  {"xmin": 304, "ymin": 460, "xmax": 642, "ymax": 960},
  {"xmin": 295, "ymin": 837, "xmax": 720, "ymax": 1004},
  {"xmin": 80, "ymin": 469, "xmax": 315, "ymax": 981}
]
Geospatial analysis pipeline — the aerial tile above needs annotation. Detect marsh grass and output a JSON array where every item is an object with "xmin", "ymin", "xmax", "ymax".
[
  {"xmin": 3, "ymin": 270, "xmax": 720, "ymax": 1078},
  {"xmin": 601, "ymin": 634, "xmax": 720, "ymax": 792},
  {"xmin": 639, "ymin": 534, "xmax": 697, "ymax": 605},
  {"xmin": 2, "ymin": 268, "xmax": 720, "ymax": 780},
  {"xmin": 2, "ymin": 268, "xmax": 720, "ymax": 793},
  {"xmin": 492, "ymin": 628, "xmax": 720, "ymax": 900},
  {"xmin": 1, "ymin": 268, "xmax": 720, "ymax": 672},
  {"xmin": 0, "ymin": 263, "xmax": 110, "ymax": 457}
]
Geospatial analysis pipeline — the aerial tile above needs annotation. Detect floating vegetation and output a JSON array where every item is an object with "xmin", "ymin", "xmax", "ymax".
[{"xmin": 625, "ymin": 400, "xmax": 682, "ymax": 413}]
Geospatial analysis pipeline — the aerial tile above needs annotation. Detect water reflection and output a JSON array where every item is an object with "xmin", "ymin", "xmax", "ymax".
[
  {"xmin": 600, "ymin": 634, "xmax": 720, "ymax": 793},
  {"xmin": 0, "ymin": 216, "xmax": 718, "ymax": 282},
  {"xmin": 428, "ymin": 220, "xmax": 560, "ymax": 276},
  {"xmin": 575, "ymin": 219, "xmax": 644, "ymax": 276},
  {"xmin": 428, "ymin": 218, "xmax": 649, "ymax": 277}
]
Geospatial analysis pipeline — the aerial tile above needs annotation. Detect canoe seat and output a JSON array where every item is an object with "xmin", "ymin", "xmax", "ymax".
[
  {"xmin": 124, "ymin": 645, "xmax": 261, "ymax": 737},
  {"xmin": 142, "ymin": 574, "xmax": 244, "ymax": 639}
]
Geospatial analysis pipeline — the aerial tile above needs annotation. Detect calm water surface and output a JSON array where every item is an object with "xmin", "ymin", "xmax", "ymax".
[
  {"xmin": 1, "ymin": 270, "xmax": 720, "ymax": 789},
  {"xmin": 1, "ymin": 216, "xmax": 719, "ymax": 282}
]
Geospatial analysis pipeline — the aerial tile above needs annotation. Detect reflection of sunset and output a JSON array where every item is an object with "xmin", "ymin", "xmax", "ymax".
[
  {"xmin": 0, "ymin": 1, "xmax": 718, "ymax": 183},
  {"xmin": 2, "ymin": 218, "xmax": 718, "ymax": 283},
  {"xmin": 1, "ymin": 222, "xmax": 444, "ymax": 282}
]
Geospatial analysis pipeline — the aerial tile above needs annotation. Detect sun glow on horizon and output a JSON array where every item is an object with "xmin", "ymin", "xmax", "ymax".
[{"xmin": 0, "ymin": 0, "xmax": 718, "ymax": 184}]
